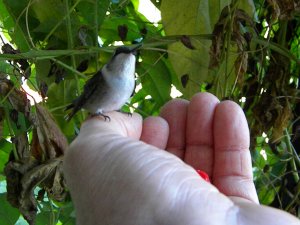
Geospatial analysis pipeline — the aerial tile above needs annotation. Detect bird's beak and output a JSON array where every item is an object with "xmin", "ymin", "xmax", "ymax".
[{"xmin": 130, "ymin": 44, "xmax": 143, "ymax": 53}]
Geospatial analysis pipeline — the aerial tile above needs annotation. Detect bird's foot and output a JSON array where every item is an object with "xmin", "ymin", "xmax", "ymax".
[
  {"xmin": 91, "ymin": 112, "xmax": 111, "ymax": 121},
  {"xmin": 116, "ymin": 109, "xmax": 132, "ymax": 117}
]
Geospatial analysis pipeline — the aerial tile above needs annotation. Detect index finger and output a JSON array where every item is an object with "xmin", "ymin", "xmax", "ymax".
[{"xmin": 160, "ymin": 99, "xmax": 189, "ymax": 159}]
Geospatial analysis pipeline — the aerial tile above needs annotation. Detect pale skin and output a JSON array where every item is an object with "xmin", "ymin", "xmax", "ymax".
[{"xmin": 64, "ymin": 92, "xmax": 300, "ymax": 225}]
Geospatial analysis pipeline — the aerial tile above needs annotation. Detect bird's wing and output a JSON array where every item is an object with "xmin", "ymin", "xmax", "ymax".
[
  {"xmin": 66, "ymin": 70, "xmax": 104, "ymax": 120},
  {"xmin": 130, "ymin": 73, "xmax": 136, "ymax": 97}
]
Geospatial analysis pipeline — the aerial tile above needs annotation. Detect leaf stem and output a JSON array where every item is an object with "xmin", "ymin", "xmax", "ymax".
[
  {"xmin": 47, "ymin": 194, "xmax": 56, "ymax": 225},
  {"xmin": 51, "ymin": 58, "xmax": 86, "ymax": 79},
  {"xmin": 284, "ymin": 129, "xmax": 299, "ymax": 183},
  {"xmin": 64, "ymin": 0, "xmax": 84, "ymax": 120},
  {"xmin": 43, "ymin": 0, "xmax": 81, "ymax": 44},
  {"xmin": 3, "ymin": 106, "xmax": 19, "ymax": 160},
  {"xmin": 252, "ymin": 37, "xmax": 300, "ymax": 64},
  {"xmin": 25, "ymin": 0, "xmax": 36, "ymax": 49},
  {"xmin": 94, "ymin": 0, "xmax": 100, "ymax": 70},
  {"xmin": 0, "ymin": 35, "xmax": 213, "ymax": 60}
]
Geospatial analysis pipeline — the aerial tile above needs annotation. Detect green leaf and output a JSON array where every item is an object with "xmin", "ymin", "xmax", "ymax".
[
  {"xmin": 57, "ymin": 201, "xmax": 76, "ymax": 225},
  {"xmin": 46, "ymin": 80, "xmax": 80, "ymax": 138},
  {"xmin": 258, "ymin": 185, "xmax": 280, "ymax": 205},
  {"xmin": 31, "ymin": 0, "xmax": 65, "ymax": 23},
  {"xmin": 138, "ymin": 51, "xmax": 172, "ymax": 108},
  {"xmin": 0, "ymin": 61, "xmax": 13, "ymax": 74},
  {"xmin": 271, "ymin": 161, "xmax": 287, "ymax": 178},
  {"xmin": 252, "ymin": 148, "xmax": 267, "ymax": 170},
  {"xmin": 77, "ymin": 0, "xmax": 110, "ymax": 34},
  {"xmin": 35, "ymin": 211, "xmax": 53, "ymax": 225},
  {"xmin": 0, "ymin": 139, "xmax": 12, "ymax": 177},
  {"xmin": 31, "ymin": 0, "xmax": 80, "ymax": 44},
  {"xmin": 100, "ymin": 17, "xmax": 141, "ymax": 42},
  {"xmin": 35, "ymin": 59, "xmax": 52, "ymax": 87},
  {"xmin": 1, "ymin": 0, "xmax": 31, "ymax": 51},
  {"xmin": 0, "ymin": 193, "xmax": 20, "ymax": 224},
  {"xmin": 161, "ymin": 0, "xmax": 255, "ymax": 98}
]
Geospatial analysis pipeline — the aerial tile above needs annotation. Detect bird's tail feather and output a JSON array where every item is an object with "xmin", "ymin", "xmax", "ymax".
[
  {"xmin": 64, "ymin": 103, "xmax": 76, "ymax": 121},
  {"xmin": 65, "ymin": 103, "xmax": 74, "ymax": 111},
  {"xmin": 64, "ymin": 111, "xmax": 75, "ymax": 122}
]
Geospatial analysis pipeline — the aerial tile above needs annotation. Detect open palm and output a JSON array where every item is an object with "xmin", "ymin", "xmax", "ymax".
[{"xmin": 64, "ymin": 93, "xmax": 299, "ymax": 225}]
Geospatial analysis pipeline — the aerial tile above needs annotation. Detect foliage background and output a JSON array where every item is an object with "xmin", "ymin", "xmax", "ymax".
[{"xmin": 0, "ymin": 0, "xmax": 299, "ymax": 224}]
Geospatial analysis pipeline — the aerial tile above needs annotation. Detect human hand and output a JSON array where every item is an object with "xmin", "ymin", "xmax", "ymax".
[{"xmin": 64, "ymin": 92, "xmax": 300, "ymax": 225}]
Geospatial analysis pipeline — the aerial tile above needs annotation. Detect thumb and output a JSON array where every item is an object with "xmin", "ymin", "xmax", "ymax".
[{"xmin": 79, "ymin": 111, "xmax": 143, "ymax": 139}]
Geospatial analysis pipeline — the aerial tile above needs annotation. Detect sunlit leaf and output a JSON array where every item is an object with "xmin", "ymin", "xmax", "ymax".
[
  {"xmin": 161, "ymin": 0, "xmax": 255, "ymax": 98},
  {"xmin": 258, "ymin": 186, "xmax": 280, "ymax": 205},
  {"xmin": 138, "ymin": 50, "xmax": 172, "ymax": 108},
  {"xmin": 0, "ymin": 0, "xmax": 30, "ymax": 51}
]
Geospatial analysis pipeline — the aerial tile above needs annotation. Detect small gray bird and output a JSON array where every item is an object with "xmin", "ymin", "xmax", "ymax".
[{"xmin": 65, "ymin": 45, "xmax": 141, "ymax": 121}]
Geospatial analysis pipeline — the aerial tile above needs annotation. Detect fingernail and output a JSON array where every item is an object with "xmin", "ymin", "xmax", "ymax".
[{"xmin": 196, "ymin": 170, "xmax": 210, "ymax": 183}]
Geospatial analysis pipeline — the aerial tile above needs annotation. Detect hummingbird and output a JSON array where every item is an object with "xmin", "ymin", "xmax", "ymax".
[{"xmin": 65, "ymin": 44, "xmax": 141, "ymax": 121}]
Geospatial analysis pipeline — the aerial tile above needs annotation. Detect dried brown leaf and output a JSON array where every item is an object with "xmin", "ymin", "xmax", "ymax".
[
  {"xmin": 5, "ymin": 157, "xmax": 66, "ymax": 225},
  {"xmin": 118, "ymin": 24, "xmax": 128, "ymax": 41},
  {"xmin": 1, "ymin": 44, "xmax": 31, "ymax": 79},
  {"xmin": 266, "ymin": 0, "xmax": 300, "ymax": 21},
  {"xmin": 180, "ymin": 35, "xmax": 195, "ymax": 50},
  {"xmin": 12, "ymin": 134, "xmax": 30, "ymax": 159},
  {"xmin": 4, "ymin": 158, "xmax": 39, "ymax": 224},
  {"xmin": 31, "ymin": 129, "xmax": 43, "ymax": 161},
  {"xmin": 0, "ymin": 107, "xmax": 4, "ymax": 137},
  {"xmin": 0, "ymin": 78, "xmax": 30, "ymax": 116},
  {"xmin": 273, "ymin": 100, "xmax": 292, "ymax": 142},
  {"xmin": 234, "ymin": 52, "xmax": 248, "ymax": 86},
  {"xmin": 209, "ymin": 7, "xmax": 254, "ymax": 69},
  {"xmin": 33, "ymin": 104, "xmax": 68, "ymax": 159},
  {"xmin": 181, "ymin": 74, "xmax": 189, "ymax": 88}
]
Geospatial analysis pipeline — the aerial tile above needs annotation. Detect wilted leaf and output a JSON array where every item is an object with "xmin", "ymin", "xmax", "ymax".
[
  {"xmin": 3, "ymin": 101, "xmax": 68, "ymax": 224},
  {"xmin": 5, "ymin": 157, "xmax": 65, "ymax": 225},
  {"xmin": 9, "ymin": 109, "xmax": 19, "ymax": 129},
  {"xmin": 234, "ymin": 51, "xmax": 248, "ymax": 86},
  {"xmin": 12, "ymin": 134, "xmax": 30, "ymax": 159},
  {"xmin": 31, "ymin": 129, "xmax": 43, "ymax": 161},
  {"xmin": 76, "ymin": 59, "xmax": 89, "ymax": 73},
  {"xmin": 180, "ymin": 35, "xmax": 195, "ymax": 50},
  {"xmin": 5, "ymin": 158, "xmax": 39, "ymax": 215},
  {"xmin": 101, "ymin": 17, "xmax": 141, "ymax": 42},
  {"xmin": 0, "ymin": 107, "xmax": 4, "ymax": 137},
  {"xmin": 118, "ymin": 24, "xmax": 128, "ymax": 41},
  {"xmin": 33, "ymin": 104, "xmax": 68, "ymax": 159},
  {"xmin": 39, "ymin": 82, "xmax": 48, "ymax": 99},
  {"xmin": 4, "ymin": 104, "xmax": 68, "ymax": 224},
  {"xmin": 48, "ymin": 61, "xmax": 65, "ymax": 84},
  {"xmin": 272, "ymin": 100, "xmax": 292, "ymax": 142},
  {"xmin": 181, "ymin": 74, "xmax": 189, "ymax": 88},
  {"xmin": 1, "ymin": 43, "xmax": 27, "ymax": 76},
  {"xmin": 0, "ymin": 78, "xmax": 31, "ymax": 116},
  {"xmin": 161, "ymin": 0, "xmax": 255, "ymax": 98},
  {"xmin": 267, "ymin": 0, "xmax": 300, "ymax": 20}
]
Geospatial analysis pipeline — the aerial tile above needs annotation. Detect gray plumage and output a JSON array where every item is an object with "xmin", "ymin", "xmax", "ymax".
[{"xmin": 66, "ymin": 45, "xmax": 140, "ymax": 121}]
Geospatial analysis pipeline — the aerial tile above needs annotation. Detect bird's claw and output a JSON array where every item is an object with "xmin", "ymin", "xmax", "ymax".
[
  {"xmin": 117, "ymin": 110, "xmax": 132, "ymax": 117},
  {"xmin": 103, "ymin": 115, "xmax": 111, "ymax": 121},
  {"xmin": 92, "ymin": 112, "xmax": 111, "ymax": 122}
]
